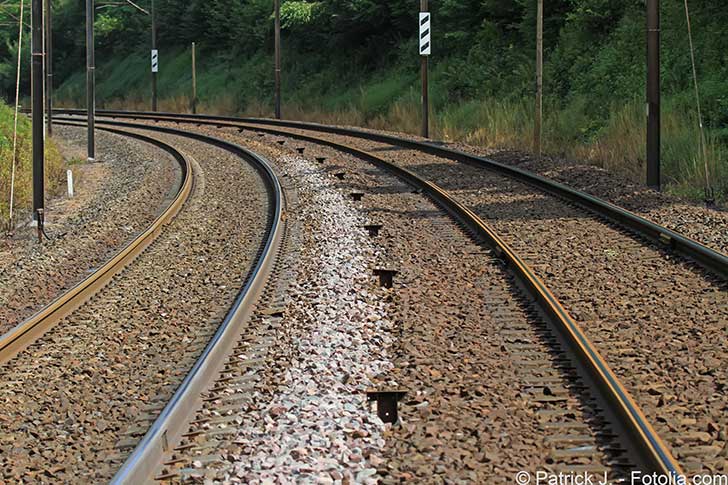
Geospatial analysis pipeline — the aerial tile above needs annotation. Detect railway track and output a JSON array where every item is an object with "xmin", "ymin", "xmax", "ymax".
[
  {"xmin": 45, "ymin": 113, "xmax": 709, "ymax": 481},
  {"xmin": 0, "ymin": 122, "xmax": 282, "ymax": 482},
  {"xmin": 0, "ymin": 123, "xmax": 193, "ymax": 364},
  {"xmin": 140, "ymin": 135, "xmax": 645, "ymax": 483},
  {"xmin": 0, "ymin": 125, "xmax": 182, "ymax": 334},
  {"xmin": 4, "ymin": 110, "xmax": 723, "ymax": 480},
  {"xmin": 63, "ymin": 110, "xmax": 723, "ymax": 478},
  {"xmin": 53, "ymin": 108, "xmax": 728, "ymax": 277}
]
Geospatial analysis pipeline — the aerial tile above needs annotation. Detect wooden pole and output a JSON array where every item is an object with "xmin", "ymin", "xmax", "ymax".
[
  {"xmin": 274, "ymin": 0, "xmax": 281, "ymax": 119},
  {"xmin": 646, "ymin": 0, "xmax": 660, "ymax": 189},
  {"xmin": 535, "ymin": 0, "xmax": 543, "ymax": 159},
  {"xmin": 44, "ymin": 0, "xmax": 52, "ymax": 136},
  {"xmin": 191, "ymin": 42, "xmax": 197, "ymax": 114},
  {"xmin": 420, "ymin": 0, "xmax": 429, "ymax": 138}
]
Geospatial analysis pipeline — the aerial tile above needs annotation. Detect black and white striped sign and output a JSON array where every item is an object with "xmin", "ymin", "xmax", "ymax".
[
  {"xmin": 151, "ymin": 49, "xmax": 159, "ymax": 73},
  {"xmin": 419, "ymin": 12, "xmax": 431, "ymax": 56}
]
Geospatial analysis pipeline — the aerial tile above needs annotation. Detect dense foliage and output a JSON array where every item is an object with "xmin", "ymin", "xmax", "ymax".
[
  {"xmin": 1, "ymin": 1, "xmax": 726, "ymax": 116},
  {"xmin": 0, "ymin": 1, "xmax": 726, "ymax": 198}
]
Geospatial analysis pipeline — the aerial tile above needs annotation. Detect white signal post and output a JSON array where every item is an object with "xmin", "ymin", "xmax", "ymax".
[
  {"xmin": 419, "ymin": 1, "xmax": 430, "ymax": 138},
  {"xmin": 151, "ymin": 48, "xmax": 159, "ymax": 112},
  {"xmin": 151, "ymin": 0, "xmax": 157, "ymax": 111},
  {"xmin": 67, "ymin": 170, "xmax": 74, "ymax": 198}
]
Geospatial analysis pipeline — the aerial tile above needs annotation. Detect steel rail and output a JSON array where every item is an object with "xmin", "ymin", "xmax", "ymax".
[
  {"xmin": 71, "ymin": 115, "xmax": 685, "ymax": 477},
  {"xmin": 63, "ymin": 119, "xmax": 287, "ymax": 485},
  {"xmin": 0, "ymin": 122, "xmax": 193, "ymax": 365},
  {"xmin": 54, "ymin": 108, "xmax": 728, "ymax": 281},
  {"xmin": 235, "ymin": 123, "xmax": 687, "ymax": 476},
  {"xmin": 52, "ymin": 114, "xmax": 684, "ymax": 476}
]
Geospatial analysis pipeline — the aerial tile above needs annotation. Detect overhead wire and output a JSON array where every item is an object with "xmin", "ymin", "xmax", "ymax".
[
  {"xmin": 7, "ymin": 0, "xmax": 24, "ymax": 229},
  {"xmin": 683, "ymin": 0, "xmax": 714, "ymax": 204}
]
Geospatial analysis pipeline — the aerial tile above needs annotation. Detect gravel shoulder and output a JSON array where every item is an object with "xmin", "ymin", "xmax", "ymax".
[
  {"xmin": 297, "ymin": 123, "xmax": 728, "ymax": 254},
  {"xmin": 154, "ymin": 124, "xmax": 633, "ymax": 483},
  {"xmin": 237, "ymin": 124, "xmax": 728, "ymax": 474},
  {"xmin": 0, "ymin": 129, "xmax": 271, "ymax": 483},
  {"xmin": 481, "ymin": 148, "xmax": 728, "ymax": 254},
  {"xmin": 0, "ymin": 125, "xmax": 179, "ymax": 333}
]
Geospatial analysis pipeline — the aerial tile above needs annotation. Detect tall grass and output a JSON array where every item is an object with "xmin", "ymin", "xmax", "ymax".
[
  {"xmin": 438, "ymin": 98, "xmax": 533, "ymax": 149},
  {"xmin": 573, "ymin": 100, "xmax": 726, "ymax": 200},
  {"xmin": 0, "ymin": 102, "xmax": 63, "ymax": 227},
  {"xmin": 54, "ymin": 48, "xmax": 726, "ymax": 204},
  {"xmin": 265, "ymin": 95, "xmax": 726, "ymax": 202}
]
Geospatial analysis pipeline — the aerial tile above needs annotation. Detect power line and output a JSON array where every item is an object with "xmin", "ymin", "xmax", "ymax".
[
  {"xmin": 7, "ymin": 0, "xmax": 24, "ymax": 229},
  {"xmin": 682, "ymin": 0, "xmax": 713, "ymax": 204}
]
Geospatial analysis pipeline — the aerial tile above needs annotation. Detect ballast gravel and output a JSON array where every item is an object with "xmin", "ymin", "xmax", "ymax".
[
  {"xmin": 0, "ymin": 125, "xmax": 178, "ymax": 333},
  {"xmin": 481, "ymin": 149, "xmax": 728, "ymax": 254},
  {"xmin": 0, "ymin": 130, "xmax": 270, "ymax": 483},
  {"xmin": 175, "ymin": 149, "xmax": 395, "ymax": 483}
]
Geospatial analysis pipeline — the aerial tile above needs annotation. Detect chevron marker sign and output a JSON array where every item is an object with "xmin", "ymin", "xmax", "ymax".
[
  {"xmin": 420, "ymin": 12, "xmax": 431, "ymax": 56},
  {"xmin": 151, "ymin": 49, "xmax": 159, "ymax": 73}
]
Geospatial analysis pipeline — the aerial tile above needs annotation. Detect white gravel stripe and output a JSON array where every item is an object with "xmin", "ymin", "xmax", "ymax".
[{"xmin": 214, "ymin": 154, "xmax": 393, "ymax": 484}]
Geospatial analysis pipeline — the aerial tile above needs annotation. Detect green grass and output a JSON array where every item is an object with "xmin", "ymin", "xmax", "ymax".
[
  {"xmin": 0, "ymin": 102, "xmax": 64, "ymax": 227},
  {"xmin": 55, "ymin": 48, "xmax": 727, "ymax": 205},
  {"xmin": 418, "ymin": 92, "xmax": 723, "ymax": 203}
]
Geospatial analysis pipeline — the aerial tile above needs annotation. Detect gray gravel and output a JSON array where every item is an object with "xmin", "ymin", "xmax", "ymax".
[
  {"xmin": 0, "ymin": 128, "xmax": 271, "ymax": 483},
  {"xmin": 272, "ymin": 124, "xmax": 728, "ymax": 254},
  {"xmin": 154, "ymin": 138, "xmax": 397, "ymax": 483},
  {"xmin": 481, "ymin": 148, "xmax": 728, "ymax": 254},
  {"xmin": 0, "ymin": 125, "xmax": 179, "ymax": 333},
  {"xmin": 234, "ymin": 125, "xmax": 728, "ymax": 475},
  {"xmin": 224, "ymin": 153, "xmax": 392, "ymax": 483},
  {"xmin": 155, "ymin": 125, "xmax": 634, "ymax": 483}
]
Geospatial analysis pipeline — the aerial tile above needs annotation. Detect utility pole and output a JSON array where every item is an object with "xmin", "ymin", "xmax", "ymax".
[
  {"xmin": 191, "ymin": 42, "xmax": 197, "ymax": 114},
  {"xmin": 86, "ymin": 0, "xmax": 95, "ymax": 162},
  {"xmin": 151, "ymin": 0, "xmax": 157, "ymax": 111},
  {"xmin": 646, "ymin": 0, "xmax": 660, "ymax": 189},
  {"xmin": 274, "ymin": 0, "xmax": 281, "ymax": 119},
  {"xmin": 535, "ymin": 0, "xmax": 543, "ymax": 159},
  {"xmin": 45, "ymin": 0, "xmax": 52, "ymax": 136},
  {"xmin": 420, "ymin": 0, "xmax": 430, "ymax": 138},
  {"xmin": 32, "ymin": 0, "xmax": 45, "ymax": 222}
]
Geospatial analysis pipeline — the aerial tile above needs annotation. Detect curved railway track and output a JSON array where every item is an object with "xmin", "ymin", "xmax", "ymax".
[
  {"xmin": 45, "ymin": 113, "xmax": 717, "ymax": 480},
  {"xmin": 0, "ymin": 123, "xmax": 193, "ymax": 365},
  {"xmin": 0, "ymin": 121, "xmax": 282, "ymax": 483},
  {"xmin": 55, "ymin": 110, "xmax": 726, "ymax": 477},
  {"xmin": 54, "ymin": 108, "xmax": 728, "ymax": 279},
  {"xmin": 103, "ymin": 122, "xmax": 286, "ymax": 484},
  {"xmin": 5, "ymin": 111, "xmax": 722, "ymax": 480}
]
